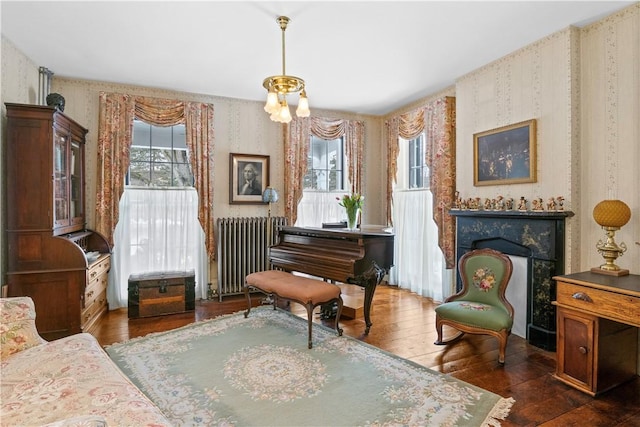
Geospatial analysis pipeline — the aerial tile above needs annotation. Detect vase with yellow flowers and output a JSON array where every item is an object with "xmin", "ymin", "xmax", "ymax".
[{"xmin": 337, "ymin": 193, "xmax": 364, "ymax": 230}]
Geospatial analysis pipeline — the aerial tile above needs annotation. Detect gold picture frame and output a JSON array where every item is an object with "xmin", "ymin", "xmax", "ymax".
[
  {"xmin": 229, "ymin": 153, "xmax": 270, "ymax": 204},
  {"xmin": 473, "ymin": 119, "xmax": 537, "ymax": 186}
]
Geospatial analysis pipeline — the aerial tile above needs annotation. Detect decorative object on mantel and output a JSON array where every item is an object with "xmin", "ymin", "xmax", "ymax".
[
  {"xmin": 531, "ymin": 197, "xmax": 544, "ymax": 211},
  {"xmin": 451, "ymin": 193, "xmax": 569, "ymax": 213},
  {"xmin": 337, "ymin": 193, "xmax": 363, "ymax": 230},
  {"xmin": 505, "ymin": 197, "xmax": 514, "ymax": 211},
  {"xmin": 46, "ymin": 92, "xmax": 65, "ymax": 112},
  {"xmin": 517, "ymin": 197, "xmax": 528, "ymax": 211},
  {"xmin": 452, "ymin": 191, "xmax": 461, "ymax": 209},
  {"xmin": 262, "ymin": 16, "xmax": 310, "ymax": 123},
  {"xmin": 546, "ymin": 197, "xmax": 557, "ymax": 211},
  {"xmin": 591, "ymin": 199, "xmax": 631, "ymax": 276}
]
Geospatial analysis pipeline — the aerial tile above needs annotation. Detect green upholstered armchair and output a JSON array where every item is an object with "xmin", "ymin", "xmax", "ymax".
[{"xmin": 434, "ymin": 248, "xmax": 514, "ymax": 364}]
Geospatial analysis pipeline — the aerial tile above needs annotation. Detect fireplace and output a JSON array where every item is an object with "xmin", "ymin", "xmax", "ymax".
[{"xmin": 449, "ymin": 209, "xmax": 574, "ymax": 350}]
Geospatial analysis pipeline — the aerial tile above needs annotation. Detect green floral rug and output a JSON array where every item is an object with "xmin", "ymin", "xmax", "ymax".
[{"xmin": 107, "ymin": 307, "xmax": 514, "ymax": 426}]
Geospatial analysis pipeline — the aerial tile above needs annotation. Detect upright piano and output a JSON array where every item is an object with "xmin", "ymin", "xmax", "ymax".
[{"xmin": 269, "ymin": 226, "xmax": 394, "ymax": 333}]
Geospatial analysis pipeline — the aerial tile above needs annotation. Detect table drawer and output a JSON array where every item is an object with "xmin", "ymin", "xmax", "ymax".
[{"xmin": 556, "ymin": 282, "xmax": 640, "ymax": 327}]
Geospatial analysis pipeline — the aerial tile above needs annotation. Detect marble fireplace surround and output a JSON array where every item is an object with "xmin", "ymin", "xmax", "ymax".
[{"xmin": 450, "ymin": 210, "xmax": 574, "ymax": 351}]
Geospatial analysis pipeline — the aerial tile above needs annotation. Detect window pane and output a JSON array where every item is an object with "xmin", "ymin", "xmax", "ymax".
[
  {"xmin": 130, "ymin": 145, "xmax": 150, "ymax": 162},
  {"xmin": 153, "ymin": 163, "xmax": 171, "ymax": 186},
  {"xmin": 151, "ymin": 125, "xmax": 172, "ymax": 149},
  {"xmin": 173, "ymin": 163, "xmax": 194, "ymax": 186},
  {"xmin": 172, "ymin": 126, "xmax": 187, "ymax": 149},
  {"xmin": 151, "ymin": 148, "xmax": 172, "ymax": 163},
  {"xmin": 133, "ymin": 121, "xmax": 150, "ymax": 148},
  {"xmin": 407, "ymin": 134, "xmax": 428, "ymax": 189},
  {"xmin": 129, "ymin": 162, "xmax": 151, "ymax": 186},
  {"xmin": 329, "ymin": 171, "xmax": 342, "ymax": 191}
]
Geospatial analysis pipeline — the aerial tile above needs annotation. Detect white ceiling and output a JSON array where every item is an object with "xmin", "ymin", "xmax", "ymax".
[{"xmin": 1, "ymin": 1, "xmax": 635, "ymax": 116}]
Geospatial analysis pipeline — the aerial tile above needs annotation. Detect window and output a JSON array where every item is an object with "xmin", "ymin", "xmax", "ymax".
[
  {"xmin": 303, "ymin": 135, "xmax": 345, "ymax": 191},
  {"xmin": 296, "ymin": 135, "xmax": 349, "ymax": 227},
  {"xmin": 408, "ymin": 134, "xmax": 429, "ymax": 189},
  {"xmin": 109, "ymin": 119, "xmax": 206, "ymax": 310},
  {"xmin": 128, "ymin": 120, "xmax": 194, "ymax": 187},
  {"xmin": 390, "ymin": 132, "xmax": 450, "ymax": 301}
]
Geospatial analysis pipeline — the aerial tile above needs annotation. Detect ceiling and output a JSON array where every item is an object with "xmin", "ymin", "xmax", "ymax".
[{"xmin": 1, "ymin": 1, "xmax": 635, "ymax": 116}]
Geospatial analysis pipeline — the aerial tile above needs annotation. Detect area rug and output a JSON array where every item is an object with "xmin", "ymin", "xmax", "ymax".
[{"xmin": 107, "ymin": 307, "xmax": 514, "ymax": 426}]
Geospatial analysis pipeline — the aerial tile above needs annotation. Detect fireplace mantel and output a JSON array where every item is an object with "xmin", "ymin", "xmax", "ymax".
[{"xmin": 450, "ymin": 209, "xmax": 574, "ymax": 350}]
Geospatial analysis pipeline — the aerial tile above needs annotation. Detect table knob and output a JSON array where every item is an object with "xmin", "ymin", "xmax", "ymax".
[{"xmin": 578, "ymin": 346, "xmax": 588, "ymax": 354}]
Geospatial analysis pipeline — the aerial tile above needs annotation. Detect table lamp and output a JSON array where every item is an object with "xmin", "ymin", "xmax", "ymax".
[
  {"xmin": 591, "ymin": 199, "xmax": 631, "ymax": 276},
  {"xmin": 262, "ymin": 187, "xmax": 279, "ymax": 247}
]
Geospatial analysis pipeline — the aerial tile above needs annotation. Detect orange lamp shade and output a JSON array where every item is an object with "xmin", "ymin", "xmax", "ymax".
[{"xmin": 592, "ymin": 199, "xmax": 631, "ymax": 228}]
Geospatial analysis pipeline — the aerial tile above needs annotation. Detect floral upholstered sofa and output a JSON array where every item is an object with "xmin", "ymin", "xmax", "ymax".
[{"xmin": 0, "ymin": 297, "xmax": 171, "ymax": 426}]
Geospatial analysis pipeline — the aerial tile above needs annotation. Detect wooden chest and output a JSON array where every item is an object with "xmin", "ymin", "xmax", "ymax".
[{"xmin": 128, "ymin": 270, "xmax": 195, "ymax": 318}]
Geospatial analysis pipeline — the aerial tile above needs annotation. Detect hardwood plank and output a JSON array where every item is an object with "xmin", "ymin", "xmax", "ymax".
[{"xmin": 92, "ymin": 284, "xmax": 639, "ymax": 425}]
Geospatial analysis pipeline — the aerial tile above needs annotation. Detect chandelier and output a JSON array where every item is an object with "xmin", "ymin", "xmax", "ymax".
[{"xmin": 263, "ymin": 16, "xmax": 310, "ymax": 123}]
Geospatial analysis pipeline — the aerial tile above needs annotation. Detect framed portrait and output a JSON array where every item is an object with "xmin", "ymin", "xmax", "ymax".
[
  {"xmin": 473, "ymin": 119, "xmax": 537, "ymax": 186},
  {"xmin": 229, "ymin": 153, "xmax": 270, "ymax": 204}
]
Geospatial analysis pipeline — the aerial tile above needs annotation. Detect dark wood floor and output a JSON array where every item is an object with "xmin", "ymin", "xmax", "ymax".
[{"xmin": 93, "ymin": 284, "xmax": 640, "ymax": 426}]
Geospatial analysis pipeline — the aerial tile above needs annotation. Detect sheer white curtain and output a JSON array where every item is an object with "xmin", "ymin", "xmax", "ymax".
[
  {"xmin": 107, "ymin": 187, "xmax": 208, "ymax": 308},
  {"xmin": 295, "ymin": 191, "xmax": 349, "ymax": 227},
  {"xmin": 389, "ymin": 190, "xmax": 451, "ymax": 302}
]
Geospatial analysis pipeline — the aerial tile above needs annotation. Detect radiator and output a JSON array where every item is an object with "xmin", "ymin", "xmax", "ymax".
[{"xmin": 216, "ymin": 216, "xmax": 287, "ymax": 300}]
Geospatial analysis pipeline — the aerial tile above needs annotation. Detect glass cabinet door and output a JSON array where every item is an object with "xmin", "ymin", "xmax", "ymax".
[
  {"xmin": 70, "ymin": 139, "xmax": 84, "ymax": 224},
  {"xmin": 53, "ymin": 128, "xmax": 69, "ymax": 228}
]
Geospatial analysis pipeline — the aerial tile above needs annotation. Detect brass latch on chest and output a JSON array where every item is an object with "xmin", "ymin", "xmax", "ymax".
[{"xmin": 159, "ymin": 279, "xmax": 169, "ymax": 293}]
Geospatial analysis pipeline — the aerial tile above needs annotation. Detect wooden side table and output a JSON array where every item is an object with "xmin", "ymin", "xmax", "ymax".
[{"xmin": 552, "ymin": 272, "xmax": 639, "ymax": 396}]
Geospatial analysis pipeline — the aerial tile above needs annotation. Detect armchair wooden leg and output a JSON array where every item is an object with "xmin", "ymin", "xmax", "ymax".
[
  {"xmin": 435, "ymin": 317, "xmax": 444, "ymax": 344},
  {"xmin": 434, "ymin": 317, "xmax": 465, "ymax": 345},
  {"xmin": 497, "ymin": 331, "xmax": 509, "ymax": 365}
]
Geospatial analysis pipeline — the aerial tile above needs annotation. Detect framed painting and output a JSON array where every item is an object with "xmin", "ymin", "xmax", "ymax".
[
  {"xmin": 473, "ymin": 119, "xmax": 537, "ymax": 186},
  {"xmin": 229, "ymin": 153, "xmax": 270, "ymax": 204}
]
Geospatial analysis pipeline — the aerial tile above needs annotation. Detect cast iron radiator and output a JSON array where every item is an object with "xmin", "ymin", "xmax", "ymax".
[{"xmin": 216, "ymin": 216, "xmax": 287, "ymax": 300}]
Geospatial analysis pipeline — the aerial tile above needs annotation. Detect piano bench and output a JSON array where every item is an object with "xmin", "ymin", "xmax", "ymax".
[{"xmin": 244, "ymin": 270, "xmax": 344, "ymax": 349}]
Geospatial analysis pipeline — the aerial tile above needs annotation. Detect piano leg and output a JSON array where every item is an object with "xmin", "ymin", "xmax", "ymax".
[{"xmin": 349, "ymin": 262, "xmax": 386, "ymax": 334}]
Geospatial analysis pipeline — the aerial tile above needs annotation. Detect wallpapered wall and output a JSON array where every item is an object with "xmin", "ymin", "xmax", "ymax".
[
  {"xmin": 1, "ymin": 3, "xmax": 639, "ymax": 287},
  {"xmin": 455, "ymin": 26, "xmax": 582, "ymax": 271},
  {"xmin": 452, "ymin": 4, "xmax": 639, "ymax": 274}
]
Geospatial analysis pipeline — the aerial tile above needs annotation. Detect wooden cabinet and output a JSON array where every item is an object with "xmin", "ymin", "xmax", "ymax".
[
  {"xmin": 553, "ymin": 272, "xmax": 639, "ymax": 396},
  {"xmin": 5, "ymin": 103, "xmax": 111, "ymax": 340}
]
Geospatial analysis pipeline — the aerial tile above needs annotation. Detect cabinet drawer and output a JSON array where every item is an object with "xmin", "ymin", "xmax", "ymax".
[
  {"xmin": 556, "ymin": 282, "xmax": 640, "ymax": 326},
  {"xmin": 84, "ymin": 272, "xmax": 107, "ymax": 308},
  {"xmin": 87, "ymin": 256, "xmax": 110, "ymax": 282},
  {"xmin": 81, "ymin": 289, "xmax": 107, "ymax": 329}
]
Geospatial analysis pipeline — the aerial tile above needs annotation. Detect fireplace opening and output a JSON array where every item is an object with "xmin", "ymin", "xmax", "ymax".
[
  {"xmin": 469, "ymin": 237, "xmax": 532, "ymax": 340},
  {"xmin": 506, "ymin": 255, "xmax": 527, "ymax": 338}
]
